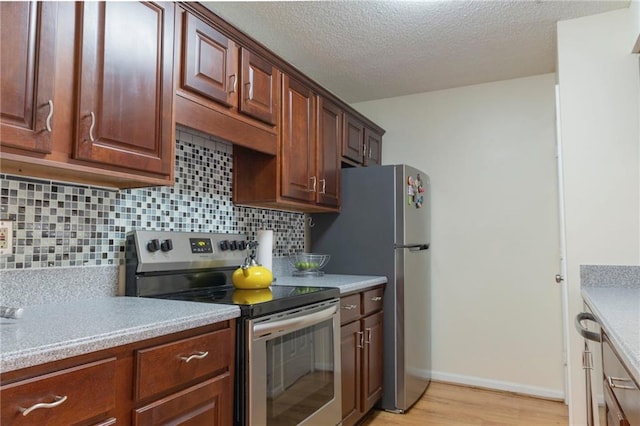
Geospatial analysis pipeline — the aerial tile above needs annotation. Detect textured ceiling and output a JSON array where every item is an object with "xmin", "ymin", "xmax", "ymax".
[{"xmin": 203, "ymin": 1, "xmax": 629, "ymax": 103}]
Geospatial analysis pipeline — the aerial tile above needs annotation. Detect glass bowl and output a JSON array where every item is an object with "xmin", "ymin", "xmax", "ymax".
[{"xmin": 289, "ymin": 253, "xmax": 331, "ymax": 275}]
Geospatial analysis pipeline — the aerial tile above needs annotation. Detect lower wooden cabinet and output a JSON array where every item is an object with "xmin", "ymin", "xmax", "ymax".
[
  {"xmin": 0, "ymin": 320, "xmax": 235, "ymax": 426},
  {"xmin": 340, "ymin": 286, "xmax": 384, "ymax": 426},
  {"xmin": 1, "ymin": 358, "xmax": 116, "ymax": 426}
]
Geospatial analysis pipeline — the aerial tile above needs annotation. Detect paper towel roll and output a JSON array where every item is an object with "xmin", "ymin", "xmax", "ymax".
[{"xmin": 256, "ymin": 230, "xmax": 273, "ymax": 272}]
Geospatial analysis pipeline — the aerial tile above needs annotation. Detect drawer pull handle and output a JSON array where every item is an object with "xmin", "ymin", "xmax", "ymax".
[
  {"xmin": 45, "ymin": 100, "xmax": 54, "ymax": 132},
  {"xmin": 607, "ymin": 375, "xmax": 637, "ymax": 390},
  {"xmin": 20, "ymin": 395, "xmax": 67, "ymax": 416},
  {"xmin": 370, "ymin": 296, "xmax": 382, "ymax": 302},
  {"xmin": 342, "ymin": 304, "xmax": 357, "ymax": 310},
  {"xmin": 180, "ymin": 351, "xmax": 209, "ymax": 363}
]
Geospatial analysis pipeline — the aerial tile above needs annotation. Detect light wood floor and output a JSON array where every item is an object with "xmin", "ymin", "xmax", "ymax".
[{"xmin": 361, "ymin": 381, "xmax": 569, "ymax": 426}]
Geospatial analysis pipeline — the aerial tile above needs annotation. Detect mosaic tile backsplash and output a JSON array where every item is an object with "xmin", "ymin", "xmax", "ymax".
[{"xmin": 0, "ymin": 126, "xmax": 305, "ymax": 269}]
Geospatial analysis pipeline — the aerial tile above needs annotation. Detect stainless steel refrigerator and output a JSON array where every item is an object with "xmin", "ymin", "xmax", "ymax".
[{"xmin": 311, "ymin": 164, "xmax": 431, "ymax": 413}]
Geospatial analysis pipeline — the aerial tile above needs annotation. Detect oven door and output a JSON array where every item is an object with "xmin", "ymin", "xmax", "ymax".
[{"xmin": 248, "ymin": 299, "xmax": 341, "ymax": 426}]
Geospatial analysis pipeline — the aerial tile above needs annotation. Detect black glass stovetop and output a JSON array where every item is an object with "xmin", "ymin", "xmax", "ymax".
[{"xmin": 150, "ymin": 284, "xmax": 340, "ymax": 318}]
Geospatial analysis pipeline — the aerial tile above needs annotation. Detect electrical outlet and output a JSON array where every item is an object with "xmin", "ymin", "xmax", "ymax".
[{"xmin": 0, "ymin": 220, "xmax": 14, "ymax": 255}]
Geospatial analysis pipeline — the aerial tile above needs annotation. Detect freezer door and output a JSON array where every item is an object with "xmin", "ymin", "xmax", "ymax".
[{"xmin": 397, "ymin": 165, "xmax": 430, "ymax": 247}]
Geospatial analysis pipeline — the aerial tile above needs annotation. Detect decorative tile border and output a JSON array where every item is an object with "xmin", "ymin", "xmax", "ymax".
[{"xmin": 0, "ymin": 126, "xmax": 304, "ymax": 270}]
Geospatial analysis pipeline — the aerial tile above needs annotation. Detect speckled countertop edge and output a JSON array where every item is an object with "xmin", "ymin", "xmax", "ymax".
[
  {"xmin": 273, "ymin": 274, "xmax": 387, "ymax": 294},
  {"xmin": 0, "ymin": 297, "xmax": 240, "ymax": 373},
  {"xmin": 580, "ymin": 265, "xmax": 640, "ymax": 386}
]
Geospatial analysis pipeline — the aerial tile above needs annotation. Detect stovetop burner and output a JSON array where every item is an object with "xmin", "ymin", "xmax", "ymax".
[{"xmin": 151, "ymin": 285, "xmax": 340, "ymax": 317}]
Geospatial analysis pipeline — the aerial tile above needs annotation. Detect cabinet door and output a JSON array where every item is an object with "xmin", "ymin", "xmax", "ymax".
[
  {"xmin": 281, "ymin": 75, "xmax": 316, "ymax": 202},
  {"xmin": 0, "ymin": 1, "xmax": 57, "ymax": 153},
  {"xmin": 362, "ymin": 311, "xmax": 384, "ymax": 413},
  {"xmin": 75, "ymin": 1, "xmax": 174, "ymax": 175},
  {"xmin": 364, "ymin": 127, "xmax": 382, "ymax": 166},
  {"xmin": 342, "ymin": 113, "xmax": 364, "ymax": 164},
  {"xmin": 133, "ymin": 374, "xmax": 233, "ymax": 426},
  {"xmin": 181, "ymin": 10, "xmax": 237, "ymax": 107},
  {"xmin": 340, "ymin": 321, "xmax": 362, "ymax": 426},
  {"xmin": 240, "ymin": 48, "xmax": 277, "ymax": 125},
  {"xmin": 317, "ymin": 97, "xmax": 341, "ymax": 208}
]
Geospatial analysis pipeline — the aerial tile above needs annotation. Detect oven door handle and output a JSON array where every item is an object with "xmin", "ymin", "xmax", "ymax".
[{"xmin": 253, "ymin": 305, "xmax": 338, "ymax": 338}]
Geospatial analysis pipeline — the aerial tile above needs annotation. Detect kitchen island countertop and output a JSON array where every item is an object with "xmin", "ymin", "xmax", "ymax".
[
  {"xmin": 273, "ymin": 274, "xmax": 387, "ymax": 294},
  {"xmin": 580, "ymin": 265, "xmax": 640, "ymax": 386},
  {"xmin": 0, "ymin": 297, "xmax": 240, "ymax": 373}
]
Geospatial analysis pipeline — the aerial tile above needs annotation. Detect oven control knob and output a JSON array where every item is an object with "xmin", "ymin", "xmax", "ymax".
[
  {"xmin": 160, "ymin": 239, "xmax": 173, "ymax": 252},
  {"xmin": 219, "ymin": 240, "xmax": 230, "ymax": 251},
  {"xmin": 238, "ymin": 241, "xmax": 247, "ymax": 250},
  {"xmin": 229, "ymin": 240, "xmax": 238, "ymax": 250},
  {"xmin": 147, "ymin": 239, "xmax": 160, "ymax": 253}
]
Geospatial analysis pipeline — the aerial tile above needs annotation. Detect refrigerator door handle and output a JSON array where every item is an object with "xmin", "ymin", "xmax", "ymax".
[{"xmin": 394, "ymin": 243, "xmax": 430, "ymax": 251}]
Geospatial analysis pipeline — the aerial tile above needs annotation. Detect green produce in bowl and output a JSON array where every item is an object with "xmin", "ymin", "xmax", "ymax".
[{"xmin": 295, "ymin": 261, "xmax": 320, "ymax": 270}]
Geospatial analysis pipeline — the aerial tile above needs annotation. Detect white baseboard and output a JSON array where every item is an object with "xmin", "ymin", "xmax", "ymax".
[{"xmin": 430, "ymin": 370, "xmax": 566, "ymax": 401}]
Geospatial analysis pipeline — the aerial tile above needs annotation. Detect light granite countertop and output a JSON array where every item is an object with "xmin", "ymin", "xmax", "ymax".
[
  {"xmin": 580, "ymin": 265, "xmax": 640, "ymax": 386},
  {"xmin": 273, "ymin": 274, "xmax": 387, "ymax": 294},
  {"xmin": 0, "ymin": 297, "xmax": 240, "ymax": 373}
]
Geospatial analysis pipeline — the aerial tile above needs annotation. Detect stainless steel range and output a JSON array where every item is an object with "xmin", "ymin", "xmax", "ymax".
[{"xmin": 125, "ymin": 230, "xmax": 342, "ymax": 426}]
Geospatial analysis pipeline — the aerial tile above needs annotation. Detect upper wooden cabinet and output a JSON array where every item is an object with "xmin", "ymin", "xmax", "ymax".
[
  {"xmin": 181, "ymin": 10, "xmax": 237, "ymax": 107},
  {"xmin": 342, "ymin": 113, "xmax": 365, "ymax": 164},
  {"xmin": 175, "ymin": 6, "xmax": 278, "ymax": 155},
  {"xmin": 281, "ymin": 75, "xmax": 317, "ymax": 203},
  {"xmin": 233, "ymin": 75, "xmax": 341, "ymax": 213},
  {"xmin": 240, "ymin": 48, "xmax": 278, "ymax": 125},
  {"xmin": 0, "ymin": 2, "xmax": 57, "ymax": 154},
  {"xmin": 363, "ymin": 127, "xmax": 382, "ymax": 166},
  {"xmin": 74, "ymin": 1, "xmax": 175, "ymax": 176},
  {"xmin": 342, "ymin": 112, "xmax": 383, "ymax": 167},
  {"xmin": 0, "ymin": 1, "xmax": 176, "ymax": 188},
  {"xmin": 317, "ymin": 97, "xmax": 342, "ymax": 208}
]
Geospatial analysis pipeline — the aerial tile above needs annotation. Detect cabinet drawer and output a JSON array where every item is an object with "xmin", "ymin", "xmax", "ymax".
[
  {"xmin": 133, "ymin": 373, "xmax": 232, "ymax": 426},
  {"xmin": 135, "ymin": 327, "xmax": 233, "ymax": 400},
  {"xmin": 362, "ymin": 287, "xmax": 384, "ymax": 316},
  {"xmin": 340, "ymin": 294, "xmax": 361, "ymax": 324},
  {"xmin": 1, "ymin": 358, "xmax": 116, "ymax": 426}
]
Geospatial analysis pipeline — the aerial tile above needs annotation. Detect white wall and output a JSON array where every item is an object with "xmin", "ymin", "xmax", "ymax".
[
  {"xmin": 352, "ymin": 74, "xmax": 565, "ymax": 398},
  {"xmin": 557, "ymin": 7, "xmax": 640, "ymax": 426}
]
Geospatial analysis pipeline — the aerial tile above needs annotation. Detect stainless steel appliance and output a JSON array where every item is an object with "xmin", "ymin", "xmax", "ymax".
[
  {"xmin": 311, "ymin": 164, "xmax": 431, "ymax": 413},
  {"xmin": 125, "ymin": 230, "xmax": 342, "ymax": 426}
]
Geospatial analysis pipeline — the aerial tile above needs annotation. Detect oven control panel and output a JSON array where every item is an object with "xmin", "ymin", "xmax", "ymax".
[{"xmin": 127, "ymin": 230, "xmax": 248, "ymax": 273}]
